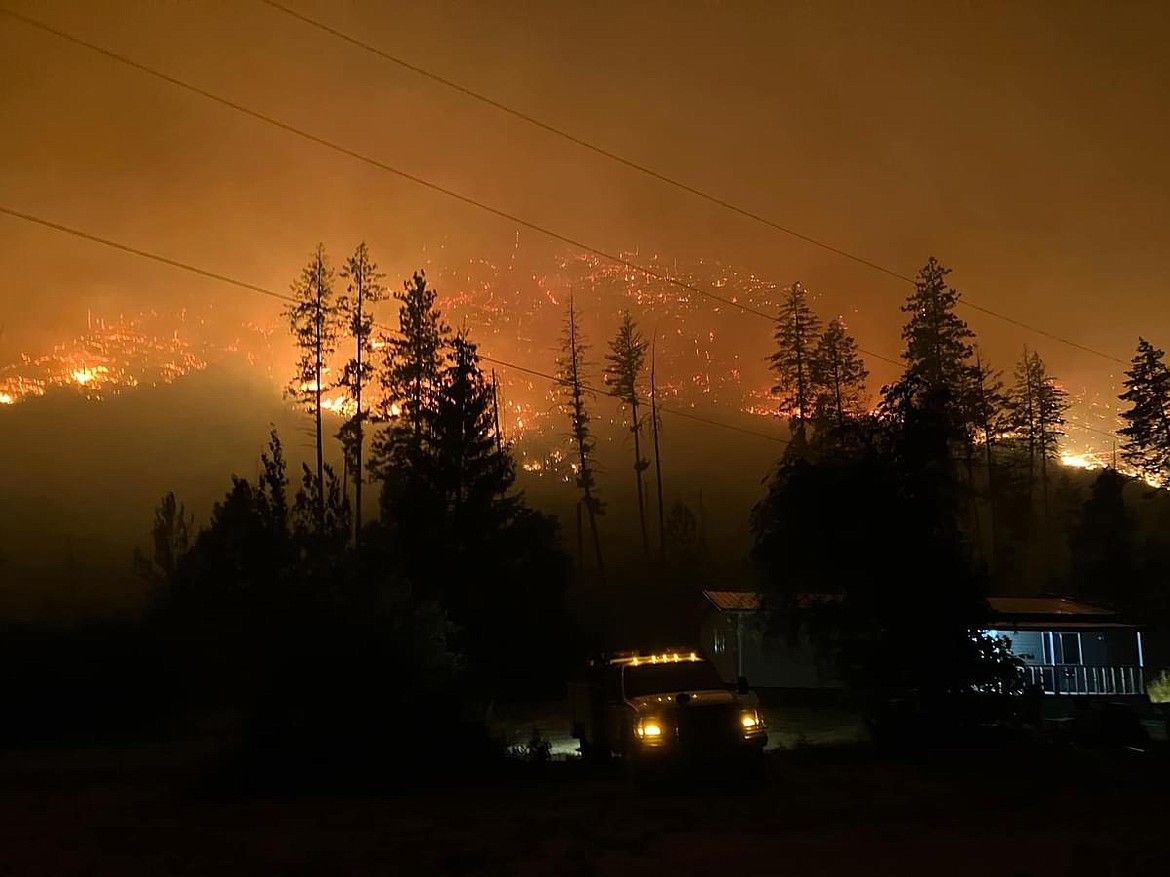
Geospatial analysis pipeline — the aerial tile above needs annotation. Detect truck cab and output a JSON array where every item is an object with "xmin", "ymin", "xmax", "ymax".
[{"xmin": 569, "ymin": 649, "xmax": 767, "ymax": 772}]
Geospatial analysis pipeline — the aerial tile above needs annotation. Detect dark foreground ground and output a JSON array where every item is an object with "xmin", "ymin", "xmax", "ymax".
[{"xmin": 1, "ymin": 732, "xmax": 1167, "ymax": 877}]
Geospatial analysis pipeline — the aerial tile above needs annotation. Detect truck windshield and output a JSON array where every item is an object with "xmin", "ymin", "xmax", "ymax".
[{"xmin": 623, "ymin": 662, "xmax": 727, "ymax": 697}]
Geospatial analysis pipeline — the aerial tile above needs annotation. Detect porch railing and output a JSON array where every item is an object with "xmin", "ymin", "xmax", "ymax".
[{"xmin": 1022, "ymin": 664, "xmax": 1145, "ymax": 696}]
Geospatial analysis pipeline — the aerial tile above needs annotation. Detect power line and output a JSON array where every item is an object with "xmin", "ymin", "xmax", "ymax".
[
  {"xmin": 0, "ymin": 203, "xmax": 1121, "ymax": 450},
  {"xmin": 1064, "ymin": 419, "xmax": 1122, "ymax": 442},
  {"xmin": 0, "ymin": 8, "xmax": 1131, "ymax": 383},
  {"xmin": 960, "ymin": 301, "xmax": 1124, "ymax": 364},
  {"xmin": 481, "ymin": 354, "xmax": 788, "ymax": 445},
  {"xmin": 256, "ymin": 0, "xmax": 909, "ymax": 286},
  {"xmin": 0, "ymin": 6, "xmax": 902, "ymax": 368},
  {"xmin": 0, "ymin": 205, "xmax": 290, "ymax": 303},
  {"xmin": 255, "ymin": 0, "xmax": 1129, "ymax": 368},
  {"xmin": 0, "ymin": 202, "xmax": 788, "ymax": 445}
]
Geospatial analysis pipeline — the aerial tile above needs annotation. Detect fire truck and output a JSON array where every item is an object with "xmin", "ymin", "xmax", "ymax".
[{"xmin": 568, "ymin": 649, "xmax": 767, "ymax": 776}]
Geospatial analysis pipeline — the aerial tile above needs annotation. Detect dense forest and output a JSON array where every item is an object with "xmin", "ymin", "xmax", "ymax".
[{"xmin": 3, "ymin": 246, "xmax": 1169, "ymax": 763}]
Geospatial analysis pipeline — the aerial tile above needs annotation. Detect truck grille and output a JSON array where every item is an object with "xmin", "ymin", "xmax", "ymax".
[{"xmin": 676, "ymin": 703, "xmax": 740, "ymax": 749}]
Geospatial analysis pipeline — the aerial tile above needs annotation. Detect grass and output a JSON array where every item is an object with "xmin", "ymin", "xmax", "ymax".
[
  {"xmin": 1, "ymin": 736, "xmax": 1168, "ymax": 875},
  {"xmin": 760, "ymin": 703, "xmax": 868, "ymax": 750}
]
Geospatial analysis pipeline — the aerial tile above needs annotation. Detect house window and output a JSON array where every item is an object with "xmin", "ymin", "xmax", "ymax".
[
  {"xmin": 714, "ymin": 627, "xmax": 727, "ymax": 655},
  {"xmin": 1047, "ymin": 632, "xmax": 1082, "ymax": 665}
]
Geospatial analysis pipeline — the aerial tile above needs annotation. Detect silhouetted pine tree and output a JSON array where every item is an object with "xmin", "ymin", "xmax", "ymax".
[
  {"xmin": 1071, "ymin": 468, "xmax": 1135, "ymax": 605},
  {"xmin": 897, "ymin": 257, "xmax": 976, "ymax": 421},
  {"xmin": 426, "ymin": 333, "xmax": 515, "ymax": 523},
  {"xmin": 752, "ymin": 397, "xmax": 1003, "ymax": 708},
  {"xmin": 769, "ymin": 282, "xmax": 822, "ymax": 440},
  {"xmin": 376, "ymin": 327, "xmax": 569, "ymax": 696},
  {"xmin": 370, "ymin": 271, "xmax": 450, "ymax": 510},
  {"xmin": 606, "ymin": 311, "xmax": 650, "ymax": 556},
  {"xmin": 336, "ymin": 242, "xmax": 387, "ymax": 541},
  {"xmin": 291, "ymin": 462, "xmax": 352, "ymax": 572},
  {"xmin": 159, "ymin": 430, "xmax": 295, "ymax": 686},
  {"xmin": 152, "ymin": 430, "xmax": 460, "ymax": 756},
  {"xmin": 133, "ymin": 492, "xmax": 193, "ymax": 588},
  {"xmin": 1006, "ymin": 348, "xmax": 1068, "ymax": 510},
  {"xmin": 649, "ymin": 335, "xmax": 666, "ymax": 555},
  {"xmin": 1119, "ymin": 337, "xmax": 1170, "ymax": 486},
  {"xmin": 812, "ymin": 316, "xmax": 868, "ymax": 428},
  {"xmin": 971, "ymin": 349, "xmax": 1008, "ymax": 457},
  {"xmin": 378, "ymin": 270, "xmax": 449, "ymax": 433},
  {"xmin": 558, "ymin": 295, "xmax": 605, "ymax": 580},
  {"xmin": 285, "ymin": 244, "xmax": 339, "ymax": 529},
  {"xmin": 971, "ymin": 349, "xmax": 1008, "ymax": 574}
]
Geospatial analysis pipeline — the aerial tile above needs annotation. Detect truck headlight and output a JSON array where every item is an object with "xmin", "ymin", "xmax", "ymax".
[
  {"xmin": 740, "ymin": 709, "xmax": 764, "ymax": 731},
  {"xmin": 636, "ymin": 718, "xmax": 663, "ymax": 739}
]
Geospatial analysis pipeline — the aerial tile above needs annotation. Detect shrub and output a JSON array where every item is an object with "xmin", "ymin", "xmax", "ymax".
[{"xmin": 1148, "ymin": 669, "xmax": 1170, "ymax": 704}]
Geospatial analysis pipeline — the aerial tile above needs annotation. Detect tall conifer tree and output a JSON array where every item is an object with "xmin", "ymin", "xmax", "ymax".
[
  {"xmin": 337, "ymin": 242, "xmax": 387, "ymax": 540},
  {"xmin": 606, "ymin": 312, "xmax": 650, "ymax": 556},
  {"xmin": 812, "ymin": 316, "xmax": 868, "ymax": 428},
  {"xmin": 769, "ymin": 282, "xmax": 822, "ymax": 439},
  {"xmin": 558, "ymin": 296, "xmax": 605, "ymax": 579},
  {"xmin": 285, "ymin": 244, "xmax": 339, "ymax": 529},
  {"xmin": 1119, "ymin": 337, "xmax": 1170, "ymax": 486}
]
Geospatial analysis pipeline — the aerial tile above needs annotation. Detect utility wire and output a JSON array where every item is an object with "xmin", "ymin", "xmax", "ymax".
[
  {"xmin": 257, "ymin": 0, "xmax": 906, "ymax": 286},
  {"xmin": 4, "ymin": 200, "xmax": 1113, "ymax": 448},
  {"xmin": 0, "ymin": 5, "xmax": 1133, "ymax": 418},
  {"xmin": 0, "ymin": 205, "xmax": 290, "ymax": 303},
  {"xmin": 0, "ymin": 202, "xmax": 789, "ymax": 445},
  {"xmin": 484, "ymin": 355, "xmax": 788, "ymax": 445},
  {"xmin": 255, "ymin": 0, "xmax": 1129, "ymax": 367},
  {"xmin": 0, "ymin": 203, "xmax": 1116, "ymax": 448},
  {"xmin": 0, "ymin": 7, "xmax": 902, "ymax": 367}
]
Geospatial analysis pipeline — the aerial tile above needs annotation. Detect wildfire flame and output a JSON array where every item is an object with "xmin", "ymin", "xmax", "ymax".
[
  {"xmin": 71, "ymin": 366, "xmax": 107, "ymax": 386},
  {"xmin": 320, "ymin": 395, "xmax": 356, "ymax": 417}
]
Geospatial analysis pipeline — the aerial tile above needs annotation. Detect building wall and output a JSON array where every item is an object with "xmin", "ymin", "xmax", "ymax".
[
  {"xmin": 1001, "ymin": 630, "xmax": 1044, "ymax": 664},
  {"xmin": 707, "ymin": 611, "xmax": 1145, "ymax": 691},
  {"xmin": 992, "ymin": 628, "xmax": 1141, "ymax": 666},
  {"xmin": 699, "ymin": 613, "xmax": 737, "ymax": 682},
  {"xmin": 702, "ymin": 608, "xmax": 839, "ymax": 689}
]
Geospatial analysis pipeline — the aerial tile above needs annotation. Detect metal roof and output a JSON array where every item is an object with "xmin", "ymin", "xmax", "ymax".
[
  {"xmin": 702, "ymin": 590, "xmax": 761, "ymax": 611},
  {"xmin": 993, "ymin": 621, "xmax": 1139, "ymax": 631},
  {"xmin": 703, "ymin": 592, "xmax": 1125, "ymax": 624},
  {"xmin": 986, "ymin": 597, "xmax": 1116, "ymax": 618}
]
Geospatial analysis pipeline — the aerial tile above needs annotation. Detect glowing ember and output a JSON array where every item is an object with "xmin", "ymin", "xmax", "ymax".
[{"xmin": 0, "ymin": 393, "xmax": 13, "ymax": 405}]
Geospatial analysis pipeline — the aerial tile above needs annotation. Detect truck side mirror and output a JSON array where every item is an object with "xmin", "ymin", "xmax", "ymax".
[{"xmin": 736, "ymin": 675, "xmax": 750, "ymax": 694}]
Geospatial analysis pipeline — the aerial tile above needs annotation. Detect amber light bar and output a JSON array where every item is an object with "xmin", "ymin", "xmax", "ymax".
[{"xmin": 610, "ymin": 651, "xmax": 701, "ymax": 666}]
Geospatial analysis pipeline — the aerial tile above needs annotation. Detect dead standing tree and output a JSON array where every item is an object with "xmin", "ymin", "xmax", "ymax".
[{"xmin": 557, "ymin": 295, "xmax": 605, "ymax": 581}]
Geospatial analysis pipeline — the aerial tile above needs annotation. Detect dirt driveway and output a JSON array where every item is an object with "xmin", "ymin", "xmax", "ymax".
[{"xmin": 0, "ymin": 742, "xmax": 1164, "ymax": 875}]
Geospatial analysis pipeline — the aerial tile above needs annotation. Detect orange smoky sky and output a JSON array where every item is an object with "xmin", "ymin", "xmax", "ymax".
[
  {"xmin": 3, "ymin": 1, "xmax": 1170, "ymax": 609},
  {"xmin": 1, "ymin": 0, "xmax": 1169, "ymax": 481}
]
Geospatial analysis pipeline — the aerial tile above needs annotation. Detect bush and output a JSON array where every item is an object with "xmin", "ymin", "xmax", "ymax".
[{"xmin": 1148, "ymin": 669, "xmax": 1170, "ymax": 704}]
